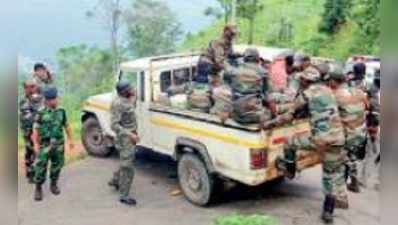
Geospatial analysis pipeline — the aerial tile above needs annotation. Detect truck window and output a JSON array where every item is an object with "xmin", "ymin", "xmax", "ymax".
[
  {"xmin": 160, "ymin": 71, "xmax": 172, "ymax": 92},
  {"xmin": 173, "ymin": 68, "xmax": 190, "ymax": 85}
]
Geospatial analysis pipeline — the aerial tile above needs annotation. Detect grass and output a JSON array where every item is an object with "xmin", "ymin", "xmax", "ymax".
[{"xmin": 213, "ymin": 214, "xmax": 278, "ymax": 225}]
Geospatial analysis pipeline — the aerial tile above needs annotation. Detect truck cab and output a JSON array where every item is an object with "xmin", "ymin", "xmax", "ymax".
[{"xmin": 81, "ymin": 46, "xmax": 321, "ymax": 206}]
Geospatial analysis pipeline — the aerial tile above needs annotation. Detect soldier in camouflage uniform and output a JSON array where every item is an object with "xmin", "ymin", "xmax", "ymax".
[
  {"xmin": 32, "ymin": 86, "xmax": 74, "ymax": 201},
  {"xmin": 19, "ymin": 79, "xmax": 42, "ymax": 183},
  {"xmin": 32, "ymin": 63, "xmax": 53, "ymax": 94},
  {"xmin": 325, "ymin": 65, "xmax": 368, "ymax": 208},
  {"xmin": 263, "ymin": 67, "xmax": 346, "ymax": 224},
  {"xmin": 108, "ymin": 81, "xmax": 139, "ymax": 206},
  {"xmin": 196, "ymin": 25, "xmax": 238, "ymax": 84},
  {"xmin": 224, "ymin": 48, "xmax": 271, "ymax": 124}
]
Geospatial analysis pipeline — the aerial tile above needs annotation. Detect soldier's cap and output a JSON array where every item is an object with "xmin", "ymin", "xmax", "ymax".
[
  {"xmin": 34, "ymin": 63, "xmax": 46, "ymax": 71},
  {"xmin": 243, "ymin": 48, "xmax": 260, "ymax": 59},
  {"xmin": 328, "ymin": 64, "xmax": 345, "ymax": 80},
  {"xmin": 297, "ymin": 69, "xmax": 321, "ymax": 82},
  {"xmin": 116, "ymin": 80, "xmax": 133, "ymax": 94},
  {"xmin": 43, "ymin": 86, "xmax": 58, "ymax": 99}
]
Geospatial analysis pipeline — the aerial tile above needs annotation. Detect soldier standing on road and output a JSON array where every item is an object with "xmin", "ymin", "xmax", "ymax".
[
  {"xmin": 108, "ymin": 81, "xmax": 140, "ymax": 206},
  {"xmin": 32, "ymin": 63, "xmax": 53, "ymax": 93},
  {"xmin": 325, "ymin": 65, "xmax": 368, "ymax": 208},
  {"xmin": 32, "ymin": 86, "xmax": 74, "ymax": 201},
  {"xmin": 263, "ymin": 66, "xmax": 346, "ymax": 224},
  {"xmin": 19, "ymin": 79, "xmax": 43, "ymax": 183}
]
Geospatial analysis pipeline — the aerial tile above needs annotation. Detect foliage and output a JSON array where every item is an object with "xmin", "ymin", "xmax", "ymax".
[
  {"xmin": 213, "ymin": 214, "xmax": 278, "ymax": 225},
  {"xmin": 56, "ymin": 45, "xmax": 115, "ymax": 138},
  {"xmin": 204, "ymin": 0, "xmax": 234, "ymax": 24},
  {"xmin": 125, "ymin": 0, "xmax": 183, "ymax": 58},
  {"xmin": 319, "ymin": 0, "xmax": 352, "ymax": 34},
  {"xmin": 181, "ymin": 0, "xmax": 380, "ymax": 60},
  {"xmin": 237, "ymin": 0, "xmax": 264, "ymax": 44}
]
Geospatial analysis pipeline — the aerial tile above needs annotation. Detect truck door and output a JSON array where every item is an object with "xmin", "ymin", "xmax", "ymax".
[{"xmin": 135, "ymin": 71, "xmax": 153, "ymax": 149}]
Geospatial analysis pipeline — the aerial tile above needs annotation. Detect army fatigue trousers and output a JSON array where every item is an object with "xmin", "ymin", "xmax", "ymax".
[
  {"xmin": 34, "ymin": 142, "xmax": 65, "ymax": 185},
  {"xmin": 284, "ymin": 133, "xmax": 347, "ymax": 198},
  {"xmin": 22, "ymin": 130, "xmax": 36, "ymax": 177},
  {"xmin": 111, "ymin": 134, "xmax": 136, "ymax": 198}
]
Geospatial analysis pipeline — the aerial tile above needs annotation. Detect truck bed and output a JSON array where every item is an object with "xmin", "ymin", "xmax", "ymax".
[{"xmin": 149, "ymin": 103, "xmax": 261, "ymax": 132}]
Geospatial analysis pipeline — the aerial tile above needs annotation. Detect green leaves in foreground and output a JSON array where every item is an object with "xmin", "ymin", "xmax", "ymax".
[{"xmin": 214, "ymin": 214, "xmax": 278, "ymax": 225}]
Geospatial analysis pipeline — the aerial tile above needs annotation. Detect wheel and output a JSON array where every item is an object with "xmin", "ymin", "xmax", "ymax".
[
  {"xmin": 81, "ymin": 117, "xmax": 112, "ymax": 157},
  {"xmin": 178, "ymin": 153, "xmax": 215, "ymax": 206}
]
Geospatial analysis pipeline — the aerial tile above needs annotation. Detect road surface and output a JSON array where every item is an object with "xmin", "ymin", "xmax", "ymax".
[{"xmin": 18, "ymin": 149, "xmax": 380, "ymax": 225}]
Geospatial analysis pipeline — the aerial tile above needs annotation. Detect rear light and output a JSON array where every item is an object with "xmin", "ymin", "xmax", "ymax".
[{"xmin": 250, "ymin": 148, "xmax": 268, "ymax": 170}]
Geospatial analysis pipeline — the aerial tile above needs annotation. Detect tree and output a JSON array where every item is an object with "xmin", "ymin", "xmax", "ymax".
[
  {"xmin": 237, "ymin": 0, "xmax": 264, "ymax": 44},
  {"xmin": 319, "ymin": 0, "xmax": 352, "ymax": 34},
  {"xmin": 204, "ymin": 0, "xmax": 234, "ymax": 25},
  {"xmin": 86, "ymin": 0, "xmax": 124, "ymax": 72},
  {"xmin": 351, "ymin": 0, "xmax": 380, "ymax": 53},
  {"xmin": 125, "ymin": 0, "xmax": 183, "ymax": 58}
]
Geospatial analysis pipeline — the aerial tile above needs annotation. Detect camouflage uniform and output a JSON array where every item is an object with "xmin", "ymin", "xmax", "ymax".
[
  {"xmin": 109, "ymin": 95, "xmax": 138, "ymax": 199},
  {"xmin": 197, "ymin": 38, "xmax": 234, "ymax": 83},
  {"xmin": 187, "ymin": 83, "xmax": 212, "ymax": 113},
  {"xmin": 333, "ymin": 82, "xmax": 368, "ymax": 195},
  {"xmin": 33, "ymin": 106, "xmax": 68, "ymax": 185},
  {"xmin": 268, "ymin": 69, "xmax": 346, "ymax": 201},
  {"xmin": 224, "ymin": 60, "xmax": 271, "ymax": 124},
  {"xmin": 19, "ymin": 94, "xmax": 42, "ymax": 180},
  {"xmin": 209, "ymin": 84, "xmax": 233, "ymax": 119}
]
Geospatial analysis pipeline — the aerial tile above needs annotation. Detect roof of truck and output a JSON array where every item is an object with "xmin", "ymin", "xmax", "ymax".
[{"xmin": 120, "ymin": 45, "xmax": 293, "ymax": 71}]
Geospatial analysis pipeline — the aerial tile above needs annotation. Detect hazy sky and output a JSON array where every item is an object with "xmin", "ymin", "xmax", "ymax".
[{"xmin": 4, "ymin": 0, "xmax": 217, "ymax": 61}]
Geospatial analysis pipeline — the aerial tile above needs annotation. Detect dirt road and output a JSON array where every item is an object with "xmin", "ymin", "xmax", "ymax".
[{"xmin": 18, "ymin": 149, "xmax": 380, "ymax": 225}]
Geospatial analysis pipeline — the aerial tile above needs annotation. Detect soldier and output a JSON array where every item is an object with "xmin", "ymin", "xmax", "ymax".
[
  {"xmin": 32, "ymin": 86, "xmax": 74, "ymax": 201},
  {"xmin": 224, "ymin": 48, "xmax": 271, "ymax": 124},
  {"xmin": 264, "ymin": 68, "xmax": 346, "ymax": 224},
  {"xmin": 326, "ymin": 65, "xmax": 368, "ymax": 208},
  {"xmin": 209, "ymin": 73, "xmax": 233, "ymax": 123},
  {"xmin": 19, "ymin": 79, "xmax": 42, "ymax": 183},
  {"xmin": 196, "ymin": 25, "xmax": 239, "ymax": 84},
  {"xmin": 32, "ymin": 63, "xmax": 53, "ymax": 93},
  {"xmin": 108, "ymin": 81, "xmax": 140, "ymax": 206},
  {"xmin": 348, "ymin": 62, "xmax": 367, "ymax": 90}
]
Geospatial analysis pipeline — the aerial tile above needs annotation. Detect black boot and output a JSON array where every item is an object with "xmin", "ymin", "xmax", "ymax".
[
  {"xmin": 347, "ymin": 177, "xmax": 361, "ymax": 193},
  {"xmin": 34, "ymin": 184, "xmax": 43, "ymax": 201},
  {"xmin": 321, "ymin": 195, "xmax": 335, "ymax": 224},
  {"xmin": 26, "ymin": 170, "xmax": 35, "ymax": 184},
  {"xmin": 275, "ymin": 157, "xmax": 296, "ymax": 179},
  {"xmin": 120, "ymin": 196, "xmax": 137, "ymax": 206},
  {"xmin": 50, "ymin": 180, "xmax": 61, "ymax": 195}
]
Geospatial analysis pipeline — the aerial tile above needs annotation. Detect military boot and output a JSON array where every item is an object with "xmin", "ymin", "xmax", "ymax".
[
  {"xmin": 26, "ymin": 169, "xmax": 35, "ymax": 184},
  {"xmin": 34, "ymin": 184, "xmax": 43, "ymax": 201},
  {"xmin": 120, "ymin": 196, "xmax": 137, "ymax": 206},
  {"xmin": 275, "ymin": 157, "xmax": 296, "ymax": 179},
  {"xmin": 347, "ymin": 177, "xmax": 361, "ymax": 193},
  {"xmin": 50, "ymin": 180, "xmax": 61, "ymax": 195},
  {"xmin": 321, "ymin": 195, "xmax": 335, "ymax": 224},
  {"xmin": 335, "ymin": 195, "xmax": 349, "ymax": 209}
]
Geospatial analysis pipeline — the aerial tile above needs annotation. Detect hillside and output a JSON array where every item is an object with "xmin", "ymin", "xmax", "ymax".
[{"xmin": 180, "ymin": 0, "xmax": 379, "ymax": 61}]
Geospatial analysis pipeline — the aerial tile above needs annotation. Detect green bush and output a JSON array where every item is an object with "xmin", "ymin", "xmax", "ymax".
[{"xmin": 213, "ymin": 214, "xmax": 278, "ymax": 225}]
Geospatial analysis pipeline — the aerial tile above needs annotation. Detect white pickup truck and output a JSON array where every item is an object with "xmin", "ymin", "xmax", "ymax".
[{"xmin": 81, "ymin": 45, "xmax": 321, "ymax": 206}]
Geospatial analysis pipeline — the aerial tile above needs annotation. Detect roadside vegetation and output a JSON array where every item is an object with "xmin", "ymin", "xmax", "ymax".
[{"xmin": 213, "ymin": 214, "xmax": 278, "ymax": 225}]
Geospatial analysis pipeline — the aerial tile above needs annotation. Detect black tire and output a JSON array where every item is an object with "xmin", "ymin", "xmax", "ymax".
[
  {"xmin": 178, "ymin": 153, "xmax": 215, "ymax": 206},
  {"xmin": 81, "ymin": 117, "xmax": 112, "ymax": 157}
]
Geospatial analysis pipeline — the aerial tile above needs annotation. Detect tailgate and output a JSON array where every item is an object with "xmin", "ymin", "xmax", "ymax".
[{"xmin": 264, "ymin": 120, "xmax": 322, "ymax": 181}]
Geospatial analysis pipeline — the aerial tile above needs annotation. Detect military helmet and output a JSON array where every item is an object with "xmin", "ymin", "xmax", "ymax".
[
  {"xmin": 328, "ymin": 64, "xmax": 345, "ymax": 80},
  {"xmin": 315, "ymin": 63, "xmax": 330, "ymax": 76},
  {"xmin": 224, "ymin": 24, "xmax": 238, "ymax": 35},
  {"xmin": 243, "ymin": 48, "xmax": 260, "ymax": 59},
  {"xmin": 116, "ymin": 80, "xmax": 133, "ymax": 94},
  {"xmin": 43, "ymin": 86, "xmax": 58, "ymax": 99},
  {"xmin": 293, "ymin": 53, "xmax": 310, "ymax": 67}
]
